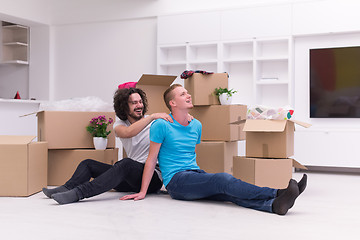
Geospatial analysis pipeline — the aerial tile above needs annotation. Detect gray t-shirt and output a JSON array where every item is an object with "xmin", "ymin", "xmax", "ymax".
[{"xmin": 113, "ymin": 115, "xmax": 161, "ymax": 179}]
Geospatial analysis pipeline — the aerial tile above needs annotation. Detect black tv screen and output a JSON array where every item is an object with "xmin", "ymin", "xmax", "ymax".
[{"xmin": 310, "ymin": 46, "xmax": 360, "ymax": 118}]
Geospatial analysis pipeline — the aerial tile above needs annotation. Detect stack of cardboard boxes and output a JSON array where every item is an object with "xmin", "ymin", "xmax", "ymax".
[
  {"xmin": 42, "ymin": 74, "xmax": 178, "ymax": 187},
  {"xmin": 233, "ymin": 119, "xmax": 310, "ymax": 188},
  {"xmin": 186, "ymin": 73, "xmax": 247, "ymax": 174},
  {"xmin": 0, "ymin": 73, "xmax": 309, "ymax": 196},
  {"xmin": 37, "ymin": 111, "xmax": 119, "ymax": 186}
]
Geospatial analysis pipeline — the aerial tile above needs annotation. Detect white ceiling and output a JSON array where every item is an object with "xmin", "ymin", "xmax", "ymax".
[{"xmin": 0, "ymin": 0, "xmax": 317, "ymax": 26}]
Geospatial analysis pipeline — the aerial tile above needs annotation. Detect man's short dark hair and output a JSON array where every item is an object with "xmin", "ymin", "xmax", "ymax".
[
  {"xmin": 113, "ymin": 88, "xmax": 148, "ymax": 120},
  {"xmin": 163, "ymin": 84, "xmax": 182, "ymax": 111}
]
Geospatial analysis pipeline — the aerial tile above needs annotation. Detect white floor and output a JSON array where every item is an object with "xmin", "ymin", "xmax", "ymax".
[{"xmin": 1, "ymin": 172, "xmax": 359, "ymax": 240}]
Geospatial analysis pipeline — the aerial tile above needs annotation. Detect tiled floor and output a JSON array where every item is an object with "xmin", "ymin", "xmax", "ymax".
[{"xmin": 1, "ymin": 172, "xmax": 359, "ymax": 240}]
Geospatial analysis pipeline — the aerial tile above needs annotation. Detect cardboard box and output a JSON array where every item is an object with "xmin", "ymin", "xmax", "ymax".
[
  {"xmin": 185, "ymin": 73, "xmax": 228, "ymax": 106},
  {"xmin": 48, "ymin": 148, "xmax": 119, "ymax": 186},
  {"xmin": 37, "ymin": 111, "xmax": 116, "ymax": 149},
  {"xmin": 0, "ymin": 136, "xmax": 47, "ymax": 196},
  {"xmin": 196, "ymin": 141, "xmax": 238, "ymax": 174},
  {"xmin": 136, "ymin": 74, "xmax": 177, "ymax": 114},
  {"xmin": 233, "ymin": 156, "xmax": 307, "ymax": 189},
  {"xmin": 190, "ymin": 105, "xmax": 247, "ymax": 141},
  {"xmin": 242, "ymin": 119, "xmax": 311, "ymax": 158}
]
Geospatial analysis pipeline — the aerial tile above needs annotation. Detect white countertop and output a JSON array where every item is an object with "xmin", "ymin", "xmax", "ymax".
[{"xmin": 0, "ymin": 98, "xmax": 43, "ymax": 104}]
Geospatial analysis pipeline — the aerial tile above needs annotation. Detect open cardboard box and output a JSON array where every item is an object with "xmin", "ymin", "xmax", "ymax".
[
  {"xmin": 37, "ymin": 111, "xmax": 116, "ymax": 149},
  {"xmin": 184, "ymin": 73, "xmax": 228, "ymax": 106},
  {"xmin": 233, "ymin": 156, "xmax": 307, "ymax": 189},
  {"xmin": 48, "ymin": 148, "xmax": 119, "ymax": 186},
  {"xmin": 136, "ymin": 74, "xmax": 176, "ymax": 114},
  {"xmin": 0, "ymin": 136, "xmax": 47, "ymax": 196},
  {"xmin": 231, "ymin": 119, "xmax": 311, "ymax": 158}
]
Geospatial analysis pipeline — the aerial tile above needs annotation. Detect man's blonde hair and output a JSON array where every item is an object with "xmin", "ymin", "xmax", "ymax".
[{"xmin": 163, "ymin": 84, "xmax": 182, "ymax": 111}]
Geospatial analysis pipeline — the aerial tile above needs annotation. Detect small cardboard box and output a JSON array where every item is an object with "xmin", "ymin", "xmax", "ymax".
[
  {"xmin": 196, "ymin": 141, "xmax": 238, "ymax": 174},
  {"xmin": 48, "ymin": 148, "xmax": 119, "ymax": 186},
  {"xmin": 241, "ymin": 119, "xmax": 311, "ymax": 158},
  {"xmin": 190, "ymin": 105, "xmax": 247, "ymax": 141},
  {"xmin": 136, "ymin": 74, "xmax": 176, "ymax": 114},
  {"xmin": 185, "ymin": 73, "xmax": 228, "ymax": 106},
  {"xmin": 37, "ymin": 111, "xmax": 116, "ymax": 149},
  {"xmin": 0, "ymin": 136, "xmax": 48, "ymax": 196},
  {"xmin": 233, "ymin": 156, "xmax": 307, "ymax": 189}
]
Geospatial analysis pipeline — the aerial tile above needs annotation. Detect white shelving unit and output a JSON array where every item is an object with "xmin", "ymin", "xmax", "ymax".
[
  {"xmin": 157, "ymin": 37, "xmax": 293, "ymax": 107},
  {"xmin": 1, "ymin": 22, "xmax": 29, "ymax": 64}
]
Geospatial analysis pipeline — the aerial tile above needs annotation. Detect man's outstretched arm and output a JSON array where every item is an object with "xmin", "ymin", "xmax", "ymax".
[
  {"xmin": 120, "ymin": 141, "xmax": 161, "ymax": 201},
  {"xmin": 115, "ymin": 113, "xmax": 172, "ymax": 138}
]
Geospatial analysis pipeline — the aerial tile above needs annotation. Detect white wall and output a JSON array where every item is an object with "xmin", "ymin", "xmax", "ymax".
[
  {"xmin": 0, "ymin": 0, "xmax": 51, "ymax": 25},
  {"xmin": 48, "ymin": 0, "xmax": 305, "ymax": 25},
  {"xmin": 293, "ymin": 32, "xmax": 360, "ymax": 167},
  {"xmin": 52, "ymin": 17, "xmax": 157, "ymax": 103},
  {"xmin": 0, "ymin": 64, "xmax": 28, "ymax": 99}
]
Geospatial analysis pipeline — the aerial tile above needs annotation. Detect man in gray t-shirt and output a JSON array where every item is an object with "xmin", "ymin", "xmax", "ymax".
[{"xmin": 43, "ymin": 87, "xmax": 173, "ymax": 204}]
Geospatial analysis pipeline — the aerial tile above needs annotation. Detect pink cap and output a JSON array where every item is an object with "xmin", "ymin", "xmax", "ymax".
[{"xmin": 118, "ymin": 82, "xmax": 137, "ymax": 89}]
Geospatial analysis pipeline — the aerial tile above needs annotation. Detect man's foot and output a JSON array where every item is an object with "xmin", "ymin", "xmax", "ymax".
[
  {"xmin": 298, "ymin": 174, "xmax": 307, "ymax": 195},
  {"xmin": 276, "ymin": 174, "xmax": 308, "ymax": 197},
  {"xmin": 272, "ymin": 179, "xmax": 299, "ymax": 215},
  {"xmin": 42, "ymin": 186, "xmax": 69, "ymax": 198},
  {"xmin": 52, "ymin": 189, "xmax": 79, "ymax": 205}
]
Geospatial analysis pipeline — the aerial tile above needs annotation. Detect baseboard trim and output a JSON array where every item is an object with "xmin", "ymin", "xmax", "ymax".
[{"xmin": 296, "ymin": 165, "xmax": 360, "ymax": 174}]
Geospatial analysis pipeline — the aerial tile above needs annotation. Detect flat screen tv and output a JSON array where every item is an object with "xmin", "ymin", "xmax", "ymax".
[{"xmin": 310, "ymin": 46, "xmax": 360, "ymax": 118}]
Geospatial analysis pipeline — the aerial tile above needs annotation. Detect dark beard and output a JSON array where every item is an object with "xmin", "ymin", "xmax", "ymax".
[{"xmin": 128, "ymin": 109, "xmax": 143, "ymax": 121}]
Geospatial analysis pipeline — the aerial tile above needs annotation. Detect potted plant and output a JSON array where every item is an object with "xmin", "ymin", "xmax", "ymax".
[
  {"xmin": 214, "ymin": 87, "xmax": 237, "ymax": 105},
  {"xmin": 86, "ymin": 115, "xmax": 114, "ymax": 150}
]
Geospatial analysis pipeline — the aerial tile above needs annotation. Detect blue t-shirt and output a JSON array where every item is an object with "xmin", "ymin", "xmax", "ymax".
[{"xmin": 150, "ymin": 114, "xmax": 202, "ymax": 186}]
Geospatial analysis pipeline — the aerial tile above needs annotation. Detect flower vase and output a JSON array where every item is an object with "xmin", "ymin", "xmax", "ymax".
[
  {"xmin": 219, "ymin": 93, "xmax": 232, "ymax": 105},
  {"xmin": 93, "ymin": 137, "xmax": 108, "ymax": 150}
]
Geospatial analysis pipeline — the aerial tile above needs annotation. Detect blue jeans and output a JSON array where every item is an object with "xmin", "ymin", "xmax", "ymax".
[
  {"xmin": 64, "ymin": 158, "xmax": 162, "ymax": 199},
  {"xmin": 166, "ymin": 170, "xmax": 277, "ymax": 213}
]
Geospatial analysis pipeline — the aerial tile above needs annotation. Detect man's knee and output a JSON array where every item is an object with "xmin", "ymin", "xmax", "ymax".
[
  {"xmin": 214, "ymin": 172, "xmax": 234, "ymax": 181},
  {"xmin": 115, "ymin": 158, "xmax": 133, "ymax": 166},
  {"xmin": 114, "ymin": 158, "xmax": 138, "ymax": 171},
  {"xmin": 79, "ymin": 159, "xmax": 96, "ymax": 167}
]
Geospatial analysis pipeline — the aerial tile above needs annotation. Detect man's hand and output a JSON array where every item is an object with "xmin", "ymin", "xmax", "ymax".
[
  {"xmin": 187, "ymin": 113, "xmax": 194, "ymax": 122},
  {"xmin": 151, "ymin": 113, "xmax": 173, "ymax": 123},
  {"xmin": 120, "ymin": 192, "xmax": 146, "ymax": 201}
]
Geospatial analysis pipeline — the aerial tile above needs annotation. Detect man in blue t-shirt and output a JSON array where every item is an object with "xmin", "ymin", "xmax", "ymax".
[{"xmin": 121, "ymin": 84, "xmax": 307, "ymax": 215}]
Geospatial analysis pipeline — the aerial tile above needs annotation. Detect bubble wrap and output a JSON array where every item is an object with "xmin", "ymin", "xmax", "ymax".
[{"xmin": 247, "ymin": 105, "xmax": 294, "ymax": 120}]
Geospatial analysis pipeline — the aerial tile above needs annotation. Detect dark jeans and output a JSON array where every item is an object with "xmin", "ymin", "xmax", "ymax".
[
  {"xmin": 166, "ymin": 170, "xmax": 277, "ymax": 213},
  {"xmin": 63, "ymin": 158, "xmax": 162, "ymax": 199}
]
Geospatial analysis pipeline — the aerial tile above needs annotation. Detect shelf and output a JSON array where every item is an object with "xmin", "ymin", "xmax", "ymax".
[
  {"xmin": 255, "ymin": 57, "xmax": 288, "ymax": 61},
  {"xmin": 158, "ymin": 45, "xmax": 186, "ymax": 63},
  {"xmin": 2, "ymin": 22, "xmax": 29, "ymax": 64},
  {"xmin": 188, "ymin": 62, "xmax": 217, "ymax": 72},
  {"xmin": 256, "ymin": 80, "xmax": 288, "ymax": 85},
  {"xmin": 188, "ymin": 43, "xmax": 218, "ymax": 61},
  {"xmin": 3, "ymin": 42, "xmax": 28, "ymax": 47},
  {"xmin": 158, "ymin": 61, "xmax": 186, "ymax": 66},
  {"xmin": 223, "ymin": 59, "xmax": 253, "ymax": 63},
  {"xmin": 256, "ymin": 39, "xmax": 289, "ymax": 58},
  {"xmin": 188, "ymin": 59, "xmax": 218, "ymax": 64},
  {"xmin": 0, "ymin": 98, "xmax": 42, "ymax": 104},
  {"xmin": 2, "ymin": 24, "xmax": 28, "ymax": 30},
  {"xmin": 0, "ymin": 60, "xmax": 29, "ymax": 65},
  {"xmin": 157, "ymin": 37, "xmax": 293, "ymax": 107},
  {"xmin": 223, "ymin": 41, "xmax": 253, "ymax": 60}
]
